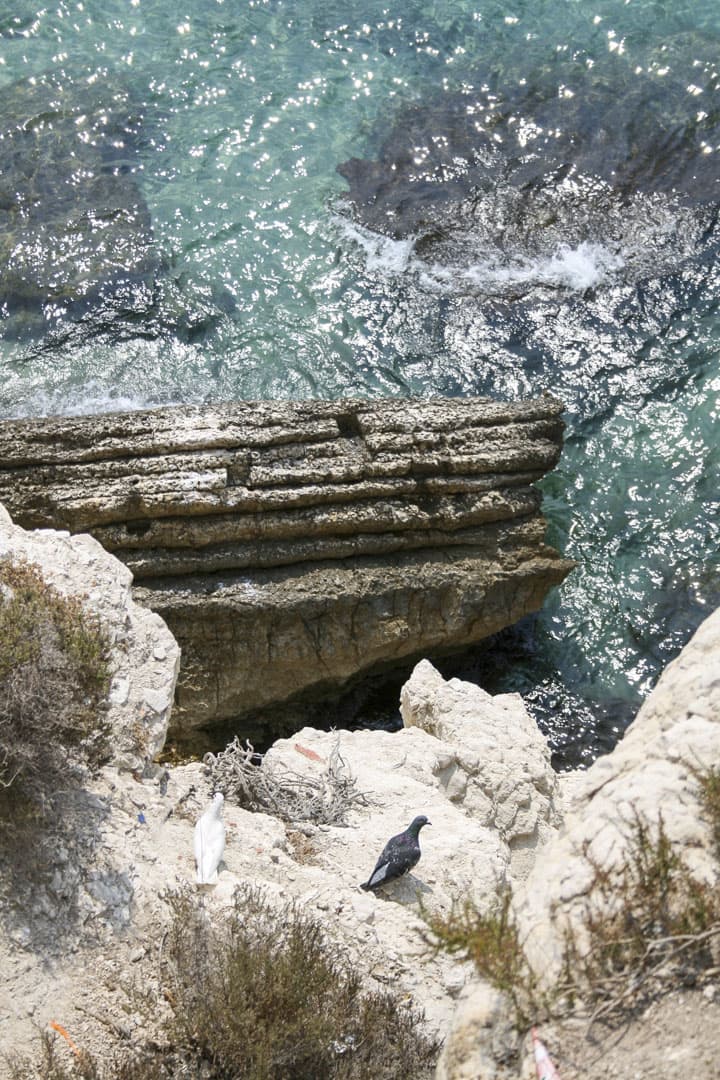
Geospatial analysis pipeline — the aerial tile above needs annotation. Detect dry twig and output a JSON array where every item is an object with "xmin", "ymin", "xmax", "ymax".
[
  {"xmin": 585, "ymin": 922, "xmax": 720, "ymax": 1033},
  {"xmin": 204, "ymin": 736, "xmax": 368, "ymax": 826}
]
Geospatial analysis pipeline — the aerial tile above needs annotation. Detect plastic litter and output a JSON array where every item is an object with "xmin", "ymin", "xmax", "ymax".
[{"xmin": 532, "ymin": 1027, "xmax": 561, "ymax": 1080}]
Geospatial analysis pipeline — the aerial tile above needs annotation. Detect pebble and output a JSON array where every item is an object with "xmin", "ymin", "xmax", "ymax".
[
  {"xmin": 109, "ymin": 676, "xmax": 130, "ymax": 706},
  {"xmin": 443, "ymin": 968, "xmax": 466, "ymax": 997}
]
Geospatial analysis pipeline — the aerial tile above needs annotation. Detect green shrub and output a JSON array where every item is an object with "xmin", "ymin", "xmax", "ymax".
[
  {"xmin": 423, "ymin": 891, "xmax": 541, "ymax": 1029},
  {"xmin": 10, "ymin": 886, "xmax": 438, "ymax": 1080},
  {"xmin": 0, "ymin": 556, "xmax": 111, "ymax": 823}
]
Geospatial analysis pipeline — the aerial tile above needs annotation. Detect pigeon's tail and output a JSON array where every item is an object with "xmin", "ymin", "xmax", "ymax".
[{"xmin": 360, "ymin": 880, "xmax": 373, "ymax": 891}]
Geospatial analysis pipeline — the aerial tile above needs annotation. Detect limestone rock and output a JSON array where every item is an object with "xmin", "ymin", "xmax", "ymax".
[
  {"xmin": 264, "ymin": 724, "xmax": 510, "ymax": 914},
  {"xmin": 0, "ymin": 502, "xmax": 179, "ymax": 770},
  {"xmin": 514, "ymin": 605, "xmax": 720, "ymax": 982},
  {"xmin": 0, "ymin": 665, "xmax": 558, "ymax": 1059},
  {"xmin": 0, "ymin": 397, "xmax": 574, "ymax": 734},
  {"xmin": 431, "ymin": 607, "xmax": 720, "ymax": 1080},
  {"xmin": 401, "ymin": 659, "xmax": 561, "ymax": 881},
  {"xmin": 435, "ymin": 982, "xmax": 517, "ymax": 1080}
]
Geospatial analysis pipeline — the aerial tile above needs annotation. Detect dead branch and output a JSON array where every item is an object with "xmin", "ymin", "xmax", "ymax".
[
  {"xmin": 585, "ymin": 922, "xmax": 720, "ymax": 1034},
  {"xmin": 203, "ymin": 735, "xmax": 368, "ymax": 826}
]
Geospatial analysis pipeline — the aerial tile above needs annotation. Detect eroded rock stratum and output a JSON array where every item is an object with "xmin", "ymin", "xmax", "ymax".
[{"xmin": 0, "ymin": 396, "xmax": 573, "ymax": 735}]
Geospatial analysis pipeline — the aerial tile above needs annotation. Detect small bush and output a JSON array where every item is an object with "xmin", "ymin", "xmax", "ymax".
[
  {"xmin": 157, "ymin": 885, "xmax": 437, "ymax": 1078},
  {"xmin": 0, "ymin": 556, "xmax": 111, "ymax": 823},
  {"xmin": 423, "ymin": 891, "xmax": 542, "ymax": 1029},
  {"xmin": 695, "ymin": 763, "xmax": 720, "ymax": 861},
  {"xmin": 10, "ymin": 886, "xmax": 438, "ymax": 1080},
  {"xmin": 562, "ymin": 812, "xmax": 720, "ymax": 1024}
]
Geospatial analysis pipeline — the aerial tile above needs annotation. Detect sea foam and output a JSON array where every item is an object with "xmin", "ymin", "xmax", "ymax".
[
  {"xmin": 338, "ymin": 211, "xmax": 625, "ymax": 295},
  {"xmin": 420, "ymin": 240, "xmax": 625, "ymax": 294},
  {"xmin": 334, "ymin": 216, "xmax": 414, "ymax": 275}
]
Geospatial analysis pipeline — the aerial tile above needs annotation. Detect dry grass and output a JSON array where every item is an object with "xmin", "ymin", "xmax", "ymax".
[
  {"xmin": 8, "ymin": 1032, "xmax": 165, "ymax": 1080},
  {"xmin": 157, "ymin": 885, "xmax": 438, "ymax": 1078}
]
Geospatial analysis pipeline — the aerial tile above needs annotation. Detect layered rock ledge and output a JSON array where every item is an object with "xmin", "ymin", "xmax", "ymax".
[{"xmin": 0, "ymin": 397, "xmax": 574, "ymax": 734}]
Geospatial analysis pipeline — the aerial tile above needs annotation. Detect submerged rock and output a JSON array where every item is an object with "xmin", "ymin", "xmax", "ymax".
[
  {"xmin": 338, "ymin": 47, "xmax": 720, "ymax": 242},
  {"xmin": 336, "ymin": 42, "xmax": 720, "ymax": 428},
  {"xmin": 0, "ymin": 71, "xmax": 158, "ymax": 338}
]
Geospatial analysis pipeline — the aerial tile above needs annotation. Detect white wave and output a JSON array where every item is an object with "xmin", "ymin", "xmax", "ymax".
[
  {"xmin": 334, "ymin": 216, "xmax": 414, "ymax": 275},
  {"xmin": 337, "ymin": 203, "xmax": 627, "ymax": 295},
  {"xmin": 3, "ymin": 381, "xmax": 171, "ymax": 420},
  {"xmin": 421, "ymin": 241, "xmax": 625, "ymax": 294}
]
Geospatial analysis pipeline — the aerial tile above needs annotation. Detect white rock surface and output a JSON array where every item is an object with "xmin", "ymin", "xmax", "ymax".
[
  {"xmin": 435, "ymin": 606, "xmax": 720, "ymax": 1079},
  {"xmin": 400, "ymin": 659, "xmax": 561, "ymax": 881},
  {"xmin": 0, "ymin": 502, "xmax": 180, "ymax": 770},
  {"xmin": 0, "ymin": 660, "xmax": 558, "ymax": 1062},
  {"xmin": 435, "ymin": 981, "xmax": 515, "ymax": 1080},
  {"xmin": 6, "ymin": 493, "xmax": 715, "ymax": 1080},
  {"xmin": 514, "ymin": 604, "xmax": 720, "ymax": 981},
  {"xmin": 265, "ymin": 723, "xmax": 510, "ymax": 913}
]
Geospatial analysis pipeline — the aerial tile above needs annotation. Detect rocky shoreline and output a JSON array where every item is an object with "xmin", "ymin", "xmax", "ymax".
[{"xmin": 0, "ymin": 501, "xmax": 718, "ymax": 1077}]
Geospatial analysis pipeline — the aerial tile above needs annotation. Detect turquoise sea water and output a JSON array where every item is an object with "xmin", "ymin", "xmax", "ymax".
[{"xmin": 1, "ymin": 0, "xmax": 718, "ymax": 763}]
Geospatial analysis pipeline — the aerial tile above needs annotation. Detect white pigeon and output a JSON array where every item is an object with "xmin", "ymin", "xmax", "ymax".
[{"xmin": 194, "ymin": 792, "xmax": 226, "ymax": 884}]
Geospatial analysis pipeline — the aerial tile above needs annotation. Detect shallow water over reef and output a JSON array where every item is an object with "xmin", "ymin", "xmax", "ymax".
[{"xmin": 0, "ymin": 0, "xmax": 719, "ymax": 765}]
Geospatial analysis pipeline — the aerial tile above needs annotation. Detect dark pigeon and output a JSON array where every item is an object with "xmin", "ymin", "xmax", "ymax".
[{"xmin": 361, "ymin": 815, "xmax": 431, "ymax": 891}]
